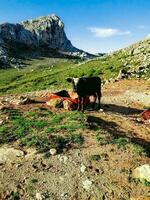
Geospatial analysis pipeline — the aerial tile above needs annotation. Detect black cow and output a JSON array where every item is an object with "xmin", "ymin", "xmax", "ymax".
[{"xmin": 67, "ymin": 77, "xmax": 102, "ymax": 111}]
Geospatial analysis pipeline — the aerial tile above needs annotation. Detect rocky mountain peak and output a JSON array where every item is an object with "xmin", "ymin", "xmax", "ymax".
[{"xmin": 0, "ymin": 14, "xmax": 92, "ymax": 67}]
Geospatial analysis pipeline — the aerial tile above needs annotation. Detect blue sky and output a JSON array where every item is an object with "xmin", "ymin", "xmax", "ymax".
[{"xmin": 1, "ymin": 0, "xmax": 150, "ymax": 53}]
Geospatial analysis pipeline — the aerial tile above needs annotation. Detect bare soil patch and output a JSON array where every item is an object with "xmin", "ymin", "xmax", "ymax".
[{"xmin": 0, "ymin": 79, "xmax": 150, "ymax": 200}]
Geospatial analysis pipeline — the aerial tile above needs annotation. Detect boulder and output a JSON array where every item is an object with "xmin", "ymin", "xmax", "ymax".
[
  {"xmin": 82, "ymin": 179, "xmax": 92, "ymax": 190},
  {"xmin": 36, "ymin": 192, "xmax": 43, "ymax": 200},
  {"xmin": 80, "ymin": 164, "xmax": 86, "ymax": 173},
  {"xmin": 0, "ymin": 147, "xmax": 24, "ymax": 164},
  {"xmin": 132, "ymin": 164, "xmax": 150, "ymax": 182},
  {"xmin": 49, "ymin": 148, "xmax": 57, "ymax": 156}
]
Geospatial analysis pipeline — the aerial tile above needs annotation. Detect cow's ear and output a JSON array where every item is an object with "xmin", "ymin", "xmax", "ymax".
[{"xmin": 66, "ymin": 78, "xmax": 73, "ymax": 83}]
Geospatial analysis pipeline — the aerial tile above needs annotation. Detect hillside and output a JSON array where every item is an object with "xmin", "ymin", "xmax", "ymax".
[{"xmin": 0, "ymin": 36, "xmax": 150, "ymax": 95}]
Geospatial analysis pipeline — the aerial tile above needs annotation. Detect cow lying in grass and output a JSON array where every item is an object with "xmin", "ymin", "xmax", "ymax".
[{"xmin": 67, "ymin": 77, "xmax": 102, "ymax": 111}]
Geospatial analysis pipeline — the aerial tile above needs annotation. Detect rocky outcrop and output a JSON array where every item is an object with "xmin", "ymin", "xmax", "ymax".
[
  {"xmin": 113, "ymin": 37, "xmax": 150, "ymax": 79},
  {"xmin": 0, "ymin": 14, "xmax": 92, "ymax": 67}
]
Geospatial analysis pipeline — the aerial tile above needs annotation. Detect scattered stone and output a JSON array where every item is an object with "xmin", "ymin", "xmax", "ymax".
[
  {"xmin": 82, "ymin": 179, "xmax": 92, "ymax": 190},
  {"xmin": 36, "ymin": 192, "xmax": 43, "ymax": 200},
  {"xmin": 133, "ymin": 164, "xmax": 150, "ymax": 182},
  {"xmin": 59, "ymin": 176, "xmax": 64, "ymax": 182},
  {"xmin": 0, "ymin": 147, "xmax": 24, "ymax": 164},
  {"xmin": 0, "ymin": 120, "xmax": 4, "ymax": 125},
  {"xmin": 95, "ymin": 168, "xmax": 104, "ymax": 175},
  {"xmin": 16, "ymin": 163, "xmax": 22, "ymax": 168},
  {"xmin": 61, "ymin": 192, "xmax": 68, "ymax": 198},
  {"xmin": 25, "ymin": 148, "xmax": 37, "ymax": 159},
  {"xmin": 80, "ymin": 164, "xmax": 86, "ymax": 173},
  {"xmin": 58, "ymin": 155, "xmax": 68, "ymax": 164},
  {"xmin": 50, "ymin": 148, "xmax": 57, "ymax": 156}
]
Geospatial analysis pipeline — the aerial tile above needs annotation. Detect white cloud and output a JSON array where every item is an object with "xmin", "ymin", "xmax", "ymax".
[
  {"xmin": 145, "ymin": 33, "xmax": 150, "ymax": 38},
  {"xmin": 88, "ymin": 27, "xmax": 131, "ymax": 38},
  {"xmin": 137, "ymin": 25, "xmax": 149, "ymax": 30}
]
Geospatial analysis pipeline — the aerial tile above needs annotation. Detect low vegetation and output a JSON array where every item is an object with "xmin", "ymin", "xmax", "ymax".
[{"xmin": 0, "ymin": 107, "xmax": 85, "ymax": 152}]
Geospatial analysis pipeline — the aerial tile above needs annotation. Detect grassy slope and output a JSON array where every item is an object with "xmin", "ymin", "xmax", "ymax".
[{"xmin": 0, "ymin": 51, "xmax": 150, "ymax": 95}]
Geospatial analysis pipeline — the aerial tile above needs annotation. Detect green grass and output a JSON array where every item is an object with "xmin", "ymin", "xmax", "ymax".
[
  {"xmin": 0, "ymin": 51, "xmax": 149, "ymax": 95},
  {"xmin": 10, "ymin": 191, "xmax": 20, "ymax": 200},
  {"xmin": 142, "ymin": 179, "xmax": 150, "ymax": 187},
  {"xmin": 0, "ymin": 108, "xmax": 86, "ymax": 152},
  {"xmin": 0, "ymin": 58, "xmax": 78, "ymax": 95},
  {"xmin": 110, "ymin": 137, "xmax": 129, "ymax": 149},
  {"xmin": 90, "ymin": 154, "xmax": 101, "ymax": 161},
  {"xmin": 131, "ymin": 143, "xmax": 147, "ymax": 156}
]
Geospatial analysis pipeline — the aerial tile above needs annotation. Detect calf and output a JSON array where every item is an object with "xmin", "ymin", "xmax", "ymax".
[{"xmin": 67, "ymin": 77, "xmax": 102, "ymax": 111}]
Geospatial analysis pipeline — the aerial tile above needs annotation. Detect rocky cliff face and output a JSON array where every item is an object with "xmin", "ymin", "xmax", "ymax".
[{"xmin": 0, "ymin": 14, "xmax": 91, "ymax": 67}]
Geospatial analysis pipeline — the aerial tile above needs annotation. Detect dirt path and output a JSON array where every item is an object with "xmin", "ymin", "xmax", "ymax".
[{"xmin": 0, "ymin": 79, "xmax": 150, "ymax": 200}]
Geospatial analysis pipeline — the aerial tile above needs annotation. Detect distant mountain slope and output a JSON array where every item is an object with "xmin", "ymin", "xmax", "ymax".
[{"xmin": 0, "ymin": 14, "xmax": 93, "ymax": 67}]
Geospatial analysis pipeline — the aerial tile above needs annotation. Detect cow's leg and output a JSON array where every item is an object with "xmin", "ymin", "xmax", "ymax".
[
  {"xmin": 77, "ymin": 96, "xmax": 82, "ymax": 111},
  {"xmin": 91, "ymin": 93, "xmax": 97, "ymax": 110},
  {"xmin": 81, "ymin": 97, "xmax": 85, "ymax": 112},
  {"xmin": 97, "ymin": 91, "xmax": 101, "ymax": 109}
]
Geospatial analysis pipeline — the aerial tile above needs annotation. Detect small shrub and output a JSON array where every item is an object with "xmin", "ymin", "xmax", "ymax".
[
  {"xmin": 131, "ymin": 144, "xmax": 147, "ymax": 156},
  {"xmin": 90, "ymin": 154, "xmax": 101, "ymax": 161},
  {"xmin": 68, "ymin": 133, "xmax": 84, "ymax": 145},
  {"xmin": 142, "ymin": 179, "xmax": 150, "ymax": 187},
  {"xmin": 110, "ymin": 137, "xmax": 129, "ymax": 148},
  {"xmin": 10, "ymin": 191, "xmax": 20, "ymax": 200}
]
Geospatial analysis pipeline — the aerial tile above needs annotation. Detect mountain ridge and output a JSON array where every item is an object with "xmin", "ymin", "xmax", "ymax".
[{"xmin": 0, "ymin": 14, "xmax": 93, "ymax": 67}]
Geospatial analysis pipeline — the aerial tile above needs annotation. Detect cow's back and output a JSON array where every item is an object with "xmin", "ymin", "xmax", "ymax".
[{"xmin": 77, "ymin": 77, "xmax": 101, "ymax": 96}]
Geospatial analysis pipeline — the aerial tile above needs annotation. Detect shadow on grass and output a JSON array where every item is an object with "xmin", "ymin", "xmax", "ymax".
[{"xmin": 87, "ymin": 115, "xmax": 150, "ymax": 156}]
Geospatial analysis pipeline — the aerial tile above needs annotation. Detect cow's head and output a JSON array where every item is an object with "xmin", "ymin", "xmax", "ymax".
[{"xmin": 67, "ymin": 78, "xmax": 79, "ymax": 92}]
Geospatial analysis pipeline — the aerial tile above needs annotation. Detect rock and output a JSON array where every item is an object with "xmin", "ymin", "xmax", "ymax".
[
  {"xmin": 60, "ymin": 192, "xmax": 68, "ymax": 198},
  {"xmin": 82, "ymin": 179, "xmax": 92, "ymax": 190},
  {"xmin": 80, "ymin": 164, "xmax": 86, "ymax": 173},
  {"xmin": 117, "ymin": 69, "xmax": 131, "ymax": 79},
  {"xmin": 36, "ymin": 192, "xmax": 43, "ymax": 200},
  {"xmin": 49, "ymin": 148, "xmax": 57, "ymax": 156},
  {"xmin": 58, "ymin": 155, "xmax": 68, "ymax": 164},
  {"xmin": 0, "ymin": 120, "xmax": 4, "ymax": 125},
  {"xmin": 0, "ymin": 147, "xmax": 24, "ymax": 164},
  {"xmin": 25, "ymin": 148, "xmax": 37, "ymax": 159},
  {"xmin": 132, "ymin": 164, "xmax": 150, "ymax": 182}
]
